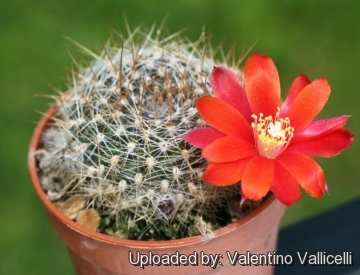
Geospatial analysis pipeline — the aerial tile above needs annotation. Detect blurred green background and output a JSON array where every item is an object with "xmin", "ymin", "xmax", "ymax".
[{"xmin": 1, "ymin": 0, "xmax": 359, "ymax": 274}]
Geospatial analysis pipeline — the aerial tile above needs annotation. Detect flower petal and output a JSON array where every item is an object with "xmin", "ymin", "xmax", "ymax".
[
  {"xmin": 286, "ymin": 78, "xmax": 331, "ymax": 133},
  {"xmin": 203, "ymin": 158, "xmax": 251, "ymax": 186},
  {"xmin": 202, "ymin": 136, "xmax": 257, "ymax": 162},
  {"xmin": 276, "ymin": 151, "xmax": 326, "ymax": 198},
  {"xmin": 244, "ymin": 53, "xmax": 281, "ymax": 117},
  {"xmin": 183, "ymin": 127, "xmax": 226, "ymax": 149},
  {"xmin": 270, "ymin": 161, "xmax": 301, "ymax": 206},
  {"xmin": 210, "ymin": 66, "xmax": 252, "ymax": 122},
  {"xmin": 196, "ymin": 96, "xmax": 253, "ymax": 141},
  {"xmin": 241, "ymin": 156, "xmax": 274, "ymax": 201},
  {"xmin": 291, "ymin": 115, "xmax": 350, "ymax": 143},
  {"xmin": 280, "ymin": 74, "xmax": 311, "ymax": 117},
  {"xmin": 286, "ymin": 129, "xmax": 354, "ymax": 158}
]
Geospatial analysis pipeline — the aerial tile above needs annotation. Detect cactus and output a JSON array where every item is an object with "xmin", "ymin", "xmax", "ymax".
[{"xmin": 36, "ymin": 26, "xmax": 264, "ymax": 241}]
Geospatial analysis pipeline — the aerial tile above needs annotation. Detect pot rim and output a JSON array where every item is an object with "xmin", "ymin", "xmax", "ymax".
[{"xmin": 28, "ymin": 105, "xmax": 278, "ymax": 249}]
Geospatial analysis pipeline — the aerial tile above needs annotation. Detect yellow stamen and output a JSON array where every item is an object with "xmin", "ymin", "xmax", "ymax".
[{"xmin": 251, "ymin": 107, "xmax": 294, "ymax": 159}]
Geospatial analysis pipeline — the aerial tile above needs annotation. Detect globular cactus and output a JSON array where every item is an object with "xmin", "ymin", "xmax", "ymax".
[{"xmin": 37, "ymin": 27, "xmax": 263, "ymax": 240}]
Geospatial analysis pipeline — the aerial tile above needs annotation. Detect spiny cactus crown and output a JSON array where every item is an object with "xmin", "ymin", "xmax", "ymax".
[{"xmin": 37, "ymin": 27, "xmax": 262, "ymax": 240}]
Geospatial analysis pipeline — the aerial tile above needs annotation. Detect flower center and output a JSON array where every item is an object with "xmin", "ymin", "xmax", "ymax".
[{"xmin": 251, "ymin": 108, "xmax": 294, "ymax": 159}]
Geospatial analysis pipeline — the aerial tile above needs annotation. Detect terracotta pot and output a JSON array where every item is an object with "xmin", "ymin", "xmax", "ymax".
[{"xmin": 28, "ymin": 105, "xmax": 286, "ymax": 275}]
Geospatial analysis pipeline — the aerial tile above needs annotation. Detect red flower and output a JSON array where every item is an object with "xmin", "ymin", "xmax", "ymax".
[{"xmin": 184, "ymin": 53, "xmax": 354, "ymax": 206}]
